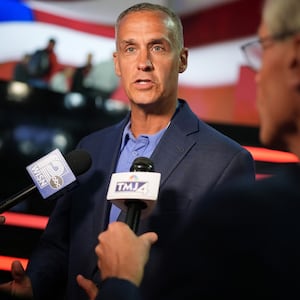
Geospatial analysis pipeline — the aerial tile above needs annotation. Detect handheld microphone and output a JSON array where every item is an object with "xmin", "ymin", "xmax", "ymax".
[
  {"xmin": 107, "ymin": 157, "xmax": 161, "ymax": 232},
  {"xmin": 0, "ymin": 148, "xmax": 92, "ymax": 213}
]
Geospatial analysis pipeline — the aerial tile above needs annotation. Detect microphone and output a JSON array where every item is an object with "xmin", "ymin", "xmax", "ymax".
[
  {"xmin": 0, "ymin": 148, "xmax": 92, "ymax": 213},
  {"xmin": 125, "ymin": 157, "xmax": 154, "ymax": 232},
  {"xmin": 107, "ymin": 157, "xmax": 161, "ymax": 232}
]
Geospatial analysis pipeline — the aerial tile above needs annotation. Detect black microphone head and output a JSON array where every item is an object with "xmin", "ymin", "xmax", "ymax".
[
  {"xmin": 130, "ymin": 157, "xmax": 154, "ymax": 172},
  {"xmin": 65, "ymin": 149, "xmax": 92, "ymax": 176}
]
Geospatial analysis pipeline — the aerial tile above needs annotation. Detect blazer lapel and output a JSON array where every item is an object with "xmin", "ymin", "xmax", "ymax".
[{"xmin": 151, "ymin": 100, "xmax": 199, "ymax": 186}]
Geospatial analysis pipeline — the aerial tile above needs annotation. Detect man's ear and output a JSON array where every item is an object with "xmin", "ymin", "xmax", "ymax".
[
  {"xmin": 113, "ymin": 52, "xmax": 121, "ymax": 77},
  {"xmin": 178, "ymin": 47, "xmax": 188, "ymax": 73}
]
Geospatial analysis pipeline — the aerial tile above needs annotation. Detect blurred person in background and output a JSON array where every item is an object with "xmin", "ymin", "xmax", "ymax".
[{"xmin": 27, "ymin": 38, "xmax": 59, "ymax": 89}]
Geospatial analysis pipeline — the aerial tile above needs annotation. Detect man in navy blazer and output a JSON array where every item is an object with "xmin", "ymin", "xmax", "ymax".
[
  {"xmin": 78, "ymin": 0, "xmax": 300, "ymax": 299},
  {"xmin": 0, "ymin": 3, "xmax": 255, "ymax": 300},
  {"xmin": 23, "ymin": 98, "xmax": 253, "ymax": 300}
]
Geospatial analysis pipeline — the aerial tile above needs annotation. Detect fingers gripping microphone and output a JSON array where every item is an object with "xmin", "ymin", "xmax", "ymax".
[
  {"xmin": 0, "ymin": 148, "xmax": 92, "ymax": 213},
  {"xmin": 107, "ymin": 157, "xmax": 161, "ymax": 233}
]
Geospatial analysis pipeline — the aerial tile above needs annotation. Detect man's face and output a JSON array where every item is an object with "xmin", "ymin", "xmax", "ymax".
[
  {"xmin": 113, "ymin": 10, "xmax": 187, "ymax": 111},
  {"xmin": 255, "ymin": 22, "xmax": 298, "ymax": 151}
]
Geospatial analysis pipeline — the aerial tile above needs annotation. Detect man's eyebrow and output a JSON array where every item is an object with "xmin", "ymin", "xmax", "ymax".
[
  {"xmin": 119, "ymin": 38, "xmax": 168, "ymax": 45},
  {"xmin": 149, "ymin": 38, "xmax": 168, "ymax": 45},
  {"xmin": 119, "ymin": 39, "xmax": 136, "ymax": 45}
]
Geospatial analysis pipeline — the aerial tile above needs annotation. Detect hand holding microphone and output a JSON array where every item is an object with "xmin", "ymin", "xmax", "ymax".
[{"xmin": 107, "ymin": 157, "xmax": 161, "ymax": 233}]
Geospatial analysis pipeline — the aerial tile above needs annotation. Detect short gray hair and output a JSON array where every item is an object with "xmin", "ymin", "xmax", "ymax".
[
  {"xmin": 263, "ymin": 0, "xmax": 300, "ymax": 36},
  {"xmin": 115, "ymin": 2, "xmax": 184, "ymax": 52}
]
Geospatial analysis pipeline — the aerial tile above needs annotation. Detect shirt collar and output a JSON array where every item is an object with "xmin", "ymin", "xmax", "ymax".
[{"xmin": 120, "ymin": 120, "xmax": 170, "ymax": 153}]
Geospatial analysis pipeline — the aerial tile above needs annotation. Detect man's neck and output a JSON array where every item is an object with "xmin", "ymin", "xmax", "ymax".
[{"xmin": 129, "ymin": 100, "xmax": 178, "ymax": 137}]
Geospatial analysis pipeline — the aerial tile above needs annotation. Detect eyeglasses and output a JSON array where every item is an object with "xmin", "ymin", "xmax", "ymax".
[{"xmin": 241, "ymin": 31, "xmax": 299, "ymax": 72}]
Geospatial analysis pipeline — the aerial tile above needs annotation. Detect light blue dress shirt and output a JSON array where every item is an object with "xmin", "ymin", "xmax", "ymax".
[{"xmin": 109, "ymin": 121, "xmax": 169, "ymax": 223}]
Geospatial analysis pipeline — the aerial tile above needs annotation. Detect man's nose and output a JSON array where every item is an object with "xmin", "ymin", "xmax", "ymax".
[{"xmin": 137, "ymin": 51, "xmax": 153, "ymax": 71}]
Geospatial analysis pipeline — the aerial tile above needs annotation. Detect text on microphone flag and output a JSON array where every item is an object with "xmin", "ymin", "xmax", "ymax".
[
  {"xmin": 107, "ymin": 171, "xmax": 161, "ymax": 201},
  {"xmin": 26, "ymin": 148, "xmax": 76, "ymax": 199}
]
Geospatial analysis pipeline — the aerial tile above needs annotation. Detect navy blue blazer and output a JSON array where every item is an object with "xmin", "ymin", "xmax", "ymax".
[
  {"xmin": 99, "ymin": 164, "xmax": 300, "ymax": 300},
  {"xmin": 26, "ymin": 99, "xmax": 255, "ymax": 300}
]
